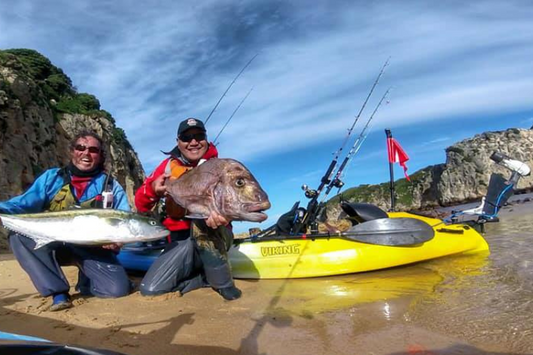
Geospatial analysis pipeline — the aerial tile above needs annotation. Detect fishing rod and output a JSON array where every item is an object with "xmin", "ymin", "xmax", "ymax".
[
  {"xmin": 293, "ymin": 59, "xmax": 391, "ymax": 234},
  {"xmin": 324, "ymin": 87, "xmax": 392, "ymax": 198},
  {"xmin": 309, "ymin": 57, "xmax": 391, "ymax": 199},
  {"xmin": 298, "ymin": 88, "xmax": 391, "ymax": 234},
  {"xmin": 333, "ymin": 57, "xmax": 390, "ymax": 162},
  {"xmin": 213, "ymin": 87, "xmax": 254, "ymax": 145},
  {"xmin": 204, "ymin": 53, "xmax": 259, "ymax": 124}
]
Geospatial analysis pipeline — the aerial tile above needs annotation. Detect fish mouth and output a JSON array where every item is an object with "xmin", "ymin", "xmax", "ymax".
[
  {"xmin": 242, "ymin": 202, "xmax": 271, "ymax": 222},
  {"xmin": 244, "ymin": 211, "xmax": 268, "ymax": 222}
]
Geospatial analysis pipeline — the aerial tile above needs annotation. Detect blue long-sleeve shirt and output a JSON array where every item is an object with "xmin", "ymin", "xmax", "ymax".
[{"xmin": 0, "ymin": 168, "xmax": 131, "ymax": 214}]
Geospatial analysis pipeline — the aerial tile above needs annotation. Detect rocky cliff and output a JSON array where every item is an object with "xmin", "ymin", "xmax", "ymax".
[
  {"xmin": 0, "ymin": 49, "xmax": 145, "ymax": 250},
  {"xmin": 326, "ymin": 128, "xmax": 533, "ymax": 219}
]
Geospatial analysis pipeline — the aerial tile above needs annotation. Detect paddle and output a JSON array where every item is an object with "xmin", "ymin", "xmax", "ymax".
[
  {"xmin": 342, "ymin": 217, "xmax": 435, "ymax": 246},
  {"xmin": 236, "ymin": 217, "xmax": 435, "ymax": 246}
]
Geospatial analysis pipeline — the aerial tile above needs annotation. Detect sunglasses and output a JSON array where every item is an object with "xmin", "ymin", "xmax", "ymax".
[
  {"xmin": 179, "ymin": 133, "xmax": 207, "ymax": 143},
  {"xmin": 74, "ymin": 144, "xmax": 101, "ymax": 154}
]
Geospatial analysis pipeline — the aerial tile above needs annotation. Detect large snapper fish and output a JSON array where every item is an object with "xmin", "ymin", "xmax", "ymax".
[
  {"xmin": 166, "ymin": 158, "xmax": 271, "ymax": 222},
  {"xmin": 0, "ymin": 209, "xmax": 169, "ymax": 249}
]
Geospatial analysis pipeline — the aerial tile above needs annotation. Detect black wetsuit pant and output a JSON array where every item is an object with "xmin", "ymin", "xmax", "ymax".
[
  {"xmin": 9, "ymin": 233, "xmax": 131, "ymax": 298},
  {"xmin": 139, "ymin": 223, "xmax": 235, "ymax": 296}
]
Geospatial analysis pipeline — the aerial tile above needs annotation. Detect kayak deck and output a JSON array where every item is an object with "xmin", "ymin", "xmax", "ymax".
[{"xmin": 228, "ymin": 212, "xmax": 489, "ymax": 279}]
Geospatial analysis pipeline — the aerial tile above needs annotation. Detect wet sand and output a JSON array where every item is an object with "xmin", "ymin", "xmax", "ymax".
[{"xmin": 1, "ymin": 200, "xmax": 533, "ymax": 355}]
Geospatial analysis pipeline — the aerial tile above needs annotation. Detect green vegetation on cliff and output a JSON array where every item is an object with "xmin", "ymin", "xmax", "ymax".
[
  {"xmin": 328, "ymin": 183, "xmax": 386, "ymax": 206},
  {"xmin": 0, "ymin": 48, "xmax": 131, "ymax": 148},
  {"xmin": 326, "ymin": 167, "xmax": 434, "ymax": 208},
  {"xmin": 0, "ymin": 49, "xmax": 115, "ymax": 120}
]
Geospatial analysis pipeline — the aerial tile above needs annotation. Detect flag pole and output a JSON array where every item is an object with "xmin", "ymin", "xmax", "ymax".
[{"xmin": 385, "ymin": 129, "xmax": 396, "ymax": 211}]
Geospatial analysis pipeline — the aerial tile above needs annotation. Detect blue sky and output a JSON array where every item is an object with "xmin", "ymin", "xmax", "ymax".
[{"xmin": 1, "ymin": 0, "xmax": 533, "ymax": 233}]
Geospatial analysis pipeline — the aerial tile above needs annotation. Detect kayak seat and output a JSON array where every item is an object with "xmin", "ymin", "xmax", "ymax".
[
  {"xmin": 276, "ymin": 201, "xmax": 306, "ymax": 234},
  {"xmin": 340, "ymin": 202, "xmax": 388, "ymax": 225}
]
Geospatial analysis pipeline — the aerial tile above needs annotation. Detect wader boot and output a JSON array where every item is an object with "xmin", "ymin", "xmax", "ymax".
[
  {"xmin": 192, "ymin": 221, "xmax": 241, "ymax": 300},
  {"xmin": 50, "ymin": 293, "xmax": 72, "ymax": 312}
]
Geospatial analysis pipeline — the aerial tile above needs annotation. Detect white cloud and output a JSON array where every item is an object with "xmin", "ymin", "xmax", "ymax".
[
  {"xmin": 419, "ymin": 137, "xmax": 451, "ymax": 147},
  {"xmin": 2, "ymin": 0, "xmax": 533, "ymax": 233}
]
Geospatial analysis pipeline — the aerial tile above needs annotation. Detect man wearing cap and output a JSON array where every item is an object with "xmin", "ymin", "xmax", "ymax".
[{"xmin": 135, "ymin": 118, "xmax": 241, "ymax": 300}]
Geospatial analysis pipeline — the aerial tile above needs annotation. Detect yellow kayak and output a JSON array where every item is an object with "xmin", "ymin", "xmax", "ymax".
[{"xmin": 228, "ymin": 212, "xmax": 489, "ymax": 279}]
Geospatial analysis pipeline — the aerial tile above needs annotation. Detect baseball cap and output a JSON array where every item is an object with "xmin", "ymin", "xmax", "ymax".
[{"xmin": 177, "ymin": 118, "xmax": 206, "ymax": 137}]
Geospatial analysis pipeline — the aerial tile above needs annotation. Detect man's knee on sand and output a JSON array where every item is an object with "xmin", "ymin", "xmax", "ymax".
[
  {"xmin": 139, "ymin": 281, "xmax": 165, "ymax": 296},
  {"xmin": 93, "ymin": 279, "xmax": 131, "ymax": 298},
  {"xmin": 139, "ymin": 272, "xmax": 208, "ymax": 296},
  {"xmin": 85, "ymin": 263, "xmax": 131, "ymax": 298},
  {"xmin": 138, "ymin": 237, "xmax": 201, "ymax": 296},
  {"xmin": 95, "ymin": 281, "xmax": 132, "ymax": 298}
]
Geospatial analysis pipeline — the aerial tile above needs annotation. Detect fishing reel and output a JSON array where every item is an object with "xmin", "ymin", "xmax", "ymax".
[
  {"xmin": 302, "ymin": 184, "xmax": 317, "ymax": 198},
  {"xmin": 331, "ymin": 178, "xmax": 344, "ymax": 189}
]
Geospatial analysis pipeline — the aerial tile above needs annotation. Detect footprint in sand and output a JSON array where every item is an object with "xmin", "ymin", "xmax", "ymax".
[{"xmin": 72, "ymin": 297, "xmax": 88, "ymax": 306}]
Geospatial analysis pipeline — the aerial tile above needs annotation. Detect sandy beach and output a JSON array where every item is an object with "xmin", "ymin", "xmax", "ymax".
[
  {"xmin": 0, "ymin": 258, "xmax": 494, "ymax": 355},
  {"xmin": 1, "ymin": 199, "xmax": 532, "ymax": 355}
]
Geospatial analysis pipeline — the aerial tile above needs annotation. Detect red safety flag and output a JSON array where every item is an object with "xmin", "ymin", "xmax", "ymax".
[{"xmin": 387, "ymin": 137, "xmax": 410, "ymax": 181}]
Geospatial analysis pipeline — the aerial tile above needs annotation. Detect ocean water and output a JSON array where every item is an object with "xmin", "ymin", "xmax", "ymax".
[
  {"xmin": 252, "ymin": 203, "xmax": 533, "ymax": 354},
  {"xmin": 414, "ymin": 211, "xmax": 533, "ymax": 352}
]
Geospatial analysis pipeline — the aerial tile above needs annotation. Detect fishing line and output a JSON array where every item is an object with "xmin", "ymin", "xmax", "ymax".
[
  {"xmin": 213, "ymin": 87, "xmax": 254, "ymax": 146},
  {"xmin": 325, "ymin": 57, "xmax": 391, "ymax": 186},
  {"xmin": 323, "ymin": 87, "xmax": 392, "ymax": 200},
  {"xmin": 294, "ymin": 58, "xmax": 391, "ymax": 234},
  {"xmin": 205, "ymin": 53, "xmax": 259, "ymax": 124}
]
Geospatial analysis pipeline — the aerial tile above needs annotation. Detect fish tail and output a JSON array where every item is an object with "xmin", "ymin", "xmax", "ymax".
[
  {"xmin": 0, "ymin": 218, "xmax": 54, "ymax": 250},
  {"xmin": 32, "ymin": 237, "xmax": 54, "ymax": 250}
]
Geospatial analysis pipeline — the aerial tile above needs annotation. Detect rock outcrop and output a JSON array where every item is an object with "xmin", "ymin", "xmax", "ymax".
[
  {"xmin": 0, "ymin": 49, "xmax": 145, "ymax": 250},
  {"xmin": 327, "ymin": 128, "xmax": 533, "ymax": 219}
]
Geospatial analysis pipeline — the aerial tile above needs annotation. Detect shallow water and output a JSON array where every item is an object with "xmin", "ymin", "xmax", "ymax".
[
  {"xmin": 428, "ymin": 211, "xmax": 533, "ymax": 352},
  {"xmin": 419, "ymin": 212, "xmax": 533, "ymax": 353},
  {"xmin": 248, "ymin": 205, "xmax": 533, "ymax": 354}
]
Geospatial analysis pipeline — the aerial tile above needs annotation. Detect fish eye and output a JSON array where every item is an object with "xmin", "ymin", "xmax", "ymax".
[
  {"xmin": 235, "ymin": 178, "xmax": 246, "ymax": 188},
  {"xmin": 149, "ymin": 220, "xmax": 157, "ymax": 226}
]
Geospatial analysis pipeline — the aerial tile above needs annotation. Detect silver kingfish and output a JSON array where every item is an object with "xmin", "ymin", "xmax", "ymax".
[{"xmin": 0, "ymin": 209, "xmax": 169, "ymax": 249}]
